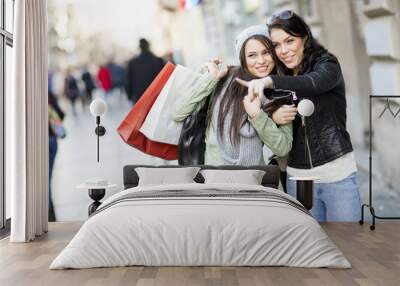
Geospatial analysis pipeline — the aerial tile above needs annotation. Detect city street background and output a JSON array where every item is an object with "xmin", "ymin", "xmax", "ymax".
[{"xmin": 47, "ymin": 0, "xmax": 400, "ymax": 222}]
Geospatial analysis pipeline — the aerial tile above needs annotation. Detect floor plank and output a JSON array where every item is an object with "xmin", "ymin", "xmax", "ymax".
[{"xmin": 0, "ymin": 222, "xmax": 399, "ymax": 286}]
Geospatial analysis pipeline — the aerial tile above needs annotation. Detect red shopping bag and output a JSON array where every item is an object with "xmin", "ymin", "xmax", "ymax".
[{"xmin": 117, "ymin": 62, "xmax": 178, "ymax": 160}]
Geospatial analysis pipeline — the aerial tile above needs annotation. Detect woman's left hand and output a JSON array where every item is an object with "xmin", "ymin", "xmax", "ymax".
[
  {"xmin": 272, "ymin": 104, "xmax": 297, "ymax": 125},
  {"xmin": 243, "ymin": 94, "xmax": 262, "ymax": 119},
  {"xmin": 236, "ymin": 77, "xmax": 273, "ymax": 98}
]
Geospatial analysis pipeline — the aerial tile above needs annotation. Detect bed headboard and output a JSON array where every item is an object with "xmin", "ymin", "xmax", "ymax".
[{"xmin": 123, "ymin": 165, "xmax": 280, "ymax": 189}]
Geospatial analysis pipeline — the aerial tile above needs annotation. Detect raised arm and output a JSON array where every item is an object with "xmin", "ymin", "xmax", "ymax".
[
  {"xmin": 241, "ymin": 85, "xmax": 293, "ymax": 157},
  {"xmin": 249, "ymin": 112, "xmax": 293, "ymax": 157},
  {"xmin": 236, "ymin": 57, "xmax": 343, "ymax": 99},
  {"xmin": 173, "ymin": 60, "xmax": 228, "ymax": 122},
  {"xmin": 172, "ymin": 73, "xmax": 218, "ymax": 122},
  {"xmin": 269, "ymin": 59, "xmax": 343, "ymax": 97}
]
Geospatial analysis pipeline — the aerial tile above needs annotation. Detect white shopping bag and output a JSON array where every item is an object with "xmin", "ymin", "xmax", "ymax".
[{"xmin": 140, "ymin": 65, "xmax": 203, "ymax": 145}]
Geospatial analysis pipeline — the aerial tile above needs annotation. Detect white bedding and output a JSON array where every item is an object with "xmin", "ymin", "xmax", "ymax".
[{"xmin": 50, "ymin": 183, "xmax": 350, "ymax": 269}]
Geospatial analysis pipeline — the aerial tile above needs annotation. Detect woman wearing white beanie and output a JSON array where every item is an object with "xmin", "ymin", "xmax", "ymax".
[{"xmin": 173, "ymin": 25, "xmax": 297, "ymax": 167}]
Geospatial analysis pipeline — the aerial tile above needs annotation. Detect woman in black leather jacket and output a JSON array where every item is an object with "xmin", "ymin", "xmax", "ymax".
[{"xmin": 237, "ymin": 11, "xmax": 361, "ymax": 222}]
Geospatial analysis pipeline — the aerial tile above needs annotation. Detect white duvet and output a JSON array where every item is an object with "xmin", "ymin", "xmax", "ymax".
[{"xmin": 50, "ymin": 183, "xmax": 350, "ymax": 269}]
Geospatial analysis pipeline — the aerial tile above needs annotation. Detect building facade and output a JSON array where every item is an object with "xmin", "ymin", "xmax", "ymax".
[{"xmin": 356, "ymin": 0, "xmax": 400, "ymax": 187}]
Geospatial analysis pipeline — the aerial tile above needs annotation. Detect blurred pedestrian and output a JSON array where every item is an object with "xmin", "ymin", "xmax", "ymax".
[
  {"xmin": 48, "ymin": 70, "xmax": 54, "ymax": 93},
  {"xmin": 64, "ymin": 70, "xmax": 80, "ymax": 116},
  {"xmin": 107, "ymin": 60, "xmax": 126, "ymax": 95},
  {"xmin": 48, "ymin": 91, "xmax": 66, "ymax": 222},
  {"xmin": 125, "ymin": 38, "xmax": 165, "ymax": 104},
  {"xmin": 81, "ymin": 67, "xmax": 96, "ymax": 107},
  {"xmin": 97, "ymin": 64, "xmax": 112, "ymax": 96}
]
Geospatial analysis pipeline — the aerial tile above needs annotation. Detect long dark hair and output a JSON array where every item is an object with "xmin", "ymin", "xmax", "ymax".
[
  {"xmin": 207, "ymin": 35, "xmax": 286, "ymax": 146},
  {"xmin": 268, "ymin": 11, "xmax": 327, "ymax": 75}
]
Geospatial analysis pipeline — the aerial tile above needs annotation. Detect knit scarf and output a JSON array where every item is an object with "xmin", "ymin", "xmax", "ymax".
[{"xmin": 212, "ymin": 77, "xmax": 268, "ymax": 166}]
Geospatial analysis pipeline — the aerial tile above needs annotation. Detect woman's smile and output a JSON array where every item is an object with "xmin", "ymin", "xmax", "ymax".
[
  {"xmin": 256, "ymin": 65, "xmax": 269, "ymax": 72},
  {"xmin": 282, "ymin": 55, "xmax": 294, "ymax": 64}
]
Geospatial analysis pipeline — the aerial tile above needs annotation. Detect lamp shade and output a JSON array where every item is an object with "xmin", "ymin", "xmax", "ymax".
[
  {"xmin": 297, "ymin": 99, "xmax": 314, "ymax": 117},
  {"xmin": 90, "ymin": 98, "xmax": 107, "ymax": 117}
]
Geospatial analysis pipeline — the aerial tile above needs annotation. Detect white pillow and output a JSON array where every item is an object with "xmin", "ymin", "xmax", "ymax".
[
  {"xmin": 135, "ymin": 167, "xmax": 201, "ymax": 186},
  {"xmin": 200, "ymin": 169, "xmax": 266, "ymax": 185}
]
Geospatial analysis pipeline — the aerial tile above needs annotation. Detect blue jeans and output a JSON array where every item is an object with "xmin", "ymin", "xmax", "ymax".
[
  {"xmin": 49, "ymin": 136, "xmax": 58, "ymax": 221},
  {"xmin": 286, "ymin": 172, "xmax": 361, "ymax": 222}
]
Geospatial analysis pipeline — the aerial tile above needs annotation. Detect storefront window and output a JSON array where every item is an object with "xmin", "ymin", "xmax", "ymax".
[
  {"xmin": 0, "ymin": 0, "xmax": 13, "ymax": 232},
  {"xmin": 5, "ymin": 0, "xmax": 14, "ymax": 33}
]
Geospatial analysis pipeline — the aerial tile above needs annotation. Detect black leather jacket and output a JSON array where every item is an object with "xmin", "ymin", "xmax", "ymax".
[{"xmin": 270, "ymin": 53, "xmax": 353, "ymax": 169}]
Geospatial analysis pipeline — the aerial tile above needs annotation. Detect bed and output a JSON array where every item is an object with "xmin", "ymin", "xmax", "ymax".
[{"xmin": 50, "ymin": 165, "xmax": 350, "ymax": 269}]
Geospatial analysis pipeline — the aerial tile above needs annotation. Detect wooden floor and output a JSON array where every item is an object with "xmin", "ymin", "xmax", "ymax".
[{"xmin": 0, "ymin": 222, "xmax": 399, "ymax": 286}]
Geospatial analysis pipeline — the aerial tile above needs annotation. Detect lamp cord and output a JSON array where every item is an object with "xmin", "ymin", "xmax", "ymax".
[
  {"xmin": 97, "ymin": 124, "xmax": 99, "ymax": 162},
  {"xmin": 96, "ymin": 116, "xmax": 100, "ymax": 162},
  {"xmin": 303, "ymin": 117, "xmax": 313, "ymax": 168}
]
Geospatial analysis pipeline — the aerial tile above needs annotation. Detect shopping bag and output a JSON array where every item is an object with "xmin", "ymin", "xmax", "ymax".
[
  {"xmin": 140, "ymin": 65, "xmax": 204, "ymax": 145},
  {"xmin": 117, "ymin": 62, "xmax": 178, "ymax": 160}
]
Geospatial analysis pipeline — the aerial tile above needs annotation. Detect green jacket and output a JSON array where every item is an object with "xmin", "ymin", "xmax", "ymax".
[{"xmin": 172, "ymin": 71, "xmax": 293, "ymax": 165}]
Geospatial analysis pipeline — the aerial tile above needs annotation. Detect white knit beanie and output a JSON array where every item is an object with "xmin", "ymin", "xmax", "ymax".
[{"xmin": 234, "ymin": 25, "xmax": 269, "ymax": 61}]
